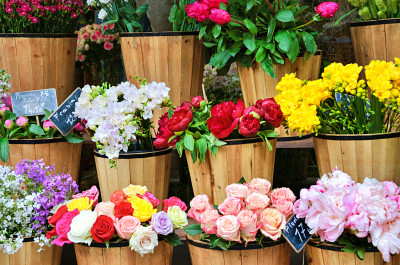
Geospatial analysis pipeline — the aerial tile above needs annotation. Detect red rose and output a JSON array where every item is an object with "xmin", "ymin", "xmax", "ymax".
[
  {"xmin": 207, "ymin": 100, "xmax": 243, "ymax": 139},
  {"xmin": 153, "ymin": 113, "xmax": 180, "ymax": 149},
  {"xmin": 48, "ymin": 205, "xmax": 69, "ymax": 226},
  {"xmin": 162, "ymin": 197, "xmax": 188, "ymax": 212},
  {"xmin": 114, "ymin": 201, "xmax": 134, "ymax": 219},
  {"xmin": 91, "ymin": 215, "xmax": 115, "ymax": 243},
  {"xmin": 201, "ymin": 0, "xmax": 228, "ymax": 8},
  {"xmin": 168, "ymin": 106, "xmax": 193, "ymax": 132},
  {"xmin": 191, "ymin": 96, "xmax": 204, "ymax": 108},
  {"xmin": 209, "ymin": 9, "xmax": 231, "ymax": 25},
  {"xmin": 46, "ymin": 227, "xmax": 57, "ymax": 239},
  {"xmin": 239, "ymin": 114, "xmax": 261, "ymax": 137},
  {"xmin": 110, "ymin": 190, "xmax": 128, "ymax": 206},
  {"xmin": 316, "ymin": 2, "xmax": 339, "ymax": 19},
  {"xmin": 186, "ymin": 1, "xmax": 210, "ymax": 22},
  {"xmin": 261, "ymin": 98, "xmax": 283, "ymax": 128}
]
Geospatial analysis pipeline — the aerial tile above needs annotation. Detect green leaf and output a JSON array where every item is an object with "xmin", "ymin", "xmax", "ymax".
[
  {"xmin": 162, "ymin": 233, "xmax": 183, "ymax": 246},
  {"xmin": 4, "ymin": 110, "xmax": 16, "ymax": 121},
  {"xmin": 274, "ymin": 30, "xmax": 292, "ymax": 53},
  {"xmin": 135, "ymin": 3, "xmax": 148, "ymax": 14},
  {"xmin": 169, "ymin": 4, "xmax": 178, "ymax": 21},
  {"xmin": 287, "ymin": 36, "xmax": 299, "ymax": 62},
  {"xmin": 0, "ymin": 137, "xmax": 9, "ymax": 163},
  {"xmin": 199, "ymin": 26, "xmax": 207, "ymax": 39},
  {"xmin": 228, "ymin": 29, "xmax": 242, "ymax": 41},
  {"xmin": 197, "ymin": 137, "xmax": 207, "ymax": 162},
  {"xmin": 168, "ymin": 109, "xmax": 174, "ymax": 119},
  {"xmin": 41, "ymin": 109, "xmax": 53, "ymax": 122},
  {"xmin": 184, "ymin": 133, "xmax": 195, "ymax": 151},
  {"xmin": 212, "ymin": 25, "xmax": 221, "ymax": 38},
  {"xmin": 176, "ymin": 140, "xmax": 184, "ymax": 157},
  {"xmin": 29, "ymin": 124, "xmax": 45, "ymax": 136},
  {"xmin": 356, "ymin": 248, "xmax": 365, "ymax": 260},
  {"xmin": 255, "ymin": 46, "xmax": 266, "ymax": 63},
  {"xmin": 191, "ymin": 140, "xmax": 198, "ymax": 163},
  {"xmin": 209, "ymin": 51, "xmax": 232, "ymax": 69},
  {"xmin": 267, "ymin": 18, "xmax": 276, "ymax": 42},
  {"xmin": 243, "ymin": 32, "xmax": 256, "ymax": 52},
  {"xmin": 65, "ymin": 132, "xmax": 84, "ymax": 143},
  {"xmin": 238, "ymin": 176, "xmax": 246, "ymax": 184},
  {"xmin": 184, "ymin": 224, "xmax": 203, "ymax": 236},
  {"xmin": 105, "ymin": 241, "xmax": 110, "ymax": 248},
  {"xmin": 275, "ymin": 9, "xmax": 294, "ymax": 22},
  {"xmin": 243, "ymin": 19, "xmax": 257, "ymax": 35},
  {"xmin": 301, "ymin": 31, "xmax": 317, "ymax": 54},
  {"xmin": 203, "ymin": 42, "xmax": 217, "ymax": 48},
  {"xmin": 246, "ymin": 0, "xmax": 255, "ymax": 11},
  {"xmin": 261, "ymin": 58, "xmax": 277, "ymax": 79}
]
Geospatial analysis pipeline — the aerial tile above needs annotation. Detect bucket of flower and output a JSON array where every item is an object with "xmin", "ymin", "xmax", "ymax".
[
  {"xmin": 73, "ymin": 79, "xmax": 174, "ymax": 202},
  {"xmin": 294, "ymin": 168, "xmax": 400, "ymax": 265},
  {"xmin": 184, "ymin": 178, "xmax": 294, "ymax": 265},
  {"xmin": 0, "ymin": 159, "xmax": 78, "ymax": 265},
  {"xmin": 275, "ymin": 59, "xmax": 400, "ymax": 183},
  {"xmin": 46, "ymin": 184, "xmax": 188, "ymax": 265},
  {"xmin": 153, "ymin": 95, "xmax": 282, "ymax": 204}
]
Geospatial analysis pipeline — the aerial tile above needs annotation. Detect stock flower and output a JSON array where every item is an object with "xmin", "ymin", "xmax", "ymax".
[
  {"xmin": 16, "ymin": 116, "xmax": 28, "ymax": 127},
  {"xmin": 162, "ymin": 197, "xmax": 187, "ymax": 212},
  {"xmin": 91, "ymin": 215, "xmax": 115, "ymax": 243},
  {"xmin": 130, "ymin": 226, "xmax": 159, "ymax": 256},
  {"xmin": 239, "ymin": 114, "xmax": 260, "ymax": 137},
  {"xmin": 259, "ymin": 208, "xmax": 286, "ymax": 240},
  {"xmin": 167, "ymin": 206, "xmax": 188, "ymax": 229},
  {"xmin": 123, "ymin": 185, "xmax": 148, "ymax": 198},
  {"xmin": 67, "ymin": 197, "xmax": 94, "ymax": 212},
  {"xmin": 115, "ymin": 216, "xmax": 141, "ymax": 239},
  {"xmin": 168, "ymin": 105, "xmax": 193, "ymax": 132},
  {"xmin": 67, "ymin": 210, "xmax": 98, "ymax": 245},
  {"xmin": 114, "ymin": 201, "xmax": 134, "ymax": 219},
  {"xmin": 128, "ymin": 196, "xmax": 157, "ymax": 222},
  {"xmin": 316, "ymin": 2, "xmax": 339, "ymax": 19},
  {"xmin": 209, "ymin": 9, "xmax": 231, "ymax": 25},
  {"xmin": 216, "ymin": 215, "xmax": 241, "ymax": 242},
  {"xmin": 151, "ymin": 211, "xmax": 174, "ymax": 235}
]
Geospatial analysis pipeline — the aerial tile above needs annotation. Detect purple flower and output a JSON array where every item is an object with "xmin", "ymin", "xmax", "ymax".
[{"xmin": 150, "ymin": 211, "xmax": 173, "ymax": 236}]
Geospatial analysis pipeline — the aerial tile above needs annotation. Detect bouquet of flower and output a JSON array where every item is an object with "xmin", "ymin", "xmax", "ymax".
[
  {"xmin": 294, "ymin": 168, "xmax": 400, "ymax": 262},
  {"xmin": 46, "ymin": 184, "xmax": 188, "ymax": 256},
  {"xmin": 275, "ymin": 59, "xmax": 400, "ymax": 134},
  {"xmin": 0, "ymin": 159, "xmax": 78, "ymax": 254},
  {"xmin": 185, "ymin": 178, "xmax": 295, "ymax": 249},
  {"xmin": 153, "ymin": 95, "xmax": 282, "ymax": 163},
  {"xmin": 0, "ymin": 0, "xmax": 91, "ymax": 33},
  {"xmin": 183, "ymin": 0, "xmax": 339, "ymax": 76},
  {"xmin": 0, "ymin": 70, "xmax": 11, "ymax": 109},
  {"xmin": 73, "ymin": 80, "xmax": 172, "ymax": 161}
]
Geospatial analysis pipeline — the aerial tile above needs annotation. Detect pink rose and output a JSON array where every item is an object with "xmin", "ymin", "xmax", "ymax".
[
  {"xmin": 162, "ymin": 196, "xmax": 187, "ymax": 212},
  {"xmin": 209, "ymin": 9, "xmax": 231, "ymax": 25},
  {"xmin": 245, "ymin": 193, "xmax": 270, "ymax": 211},
  {"xmin": 383, "ymin": 181, "xmax": 399, "ymax": 197},
  {"xmin": 94, "ymin": 202, "xmax": 115, "ymax": 221},
  {"xmin": 189, "ymin": 195, "xmax": 210, "ymax": 211},
  {"xmin": 259, "ymin": 208, "xmax": 286, "ymax": 241},
  {"xmin": 141, "ymin": 191, "xmax": 160, "ymax": 208},
  {"xmin": 52, "ymin": 209, "xmax": 80, "ymax": 247},
  {"xmin": 218, "ymin": 197, "xmax": 243, "ymax": 216},
  {"xmin": 248, "ymin": 178, "xmax": 271, "ymax": 195},
  {"xmin": 114, "ymin": 216, "xmax": 141, "ymax": 240},
  {"xmin": 315, "ymin": 2, "xmax": 339, "ymax": 19},
  {"xmin": 216, "ymin": 215, "xmax": 241, "ymax": 242},
  {"xmin": 73, "ymin": 185, "xmax": 99, "ymax": 205},
  {"xmin": 200, "ymin": 209, "xmax": 220, "ymax": 234},
  {"xmin": 270, "ymin": 188, "xmax": 296, "ymax": 204},
  {"xmin": 272, "ymin": 199, "xmax": 294, "ymax": 217},
  {"xmin": 186, "ymin": 1, "xmax": 210, "ymax": 22},
  {"xmin": 237, "ymin": 210, "xmax": 260, "ymax": 243},
  {"xmin": 225, "ymin": 183, "xmax": 249, "ymax": 199}
]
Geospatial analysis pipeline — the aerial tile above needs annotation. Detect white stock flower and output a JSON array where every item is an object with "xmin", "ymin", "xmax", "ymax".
[
  {"xmin": 129, "ymin": 226, "xmax": 159, "ymax": 256},
  {"xmin": 67, "ymin": 210, "xmax": 97, "ymax": 245}
]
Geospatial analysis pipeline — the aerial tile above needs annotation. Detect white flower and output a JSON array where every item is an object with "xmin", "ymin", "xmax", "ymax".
[
  {"xmin": 98, "ymin": 9, "xmax": 107, "ymax": 20},
  {"xmin": 67, "ymin": 210, "xmax": 97, "ymax": 245},
  {"xmin": 129, "ymin": 226, "xmax": 158, "ymax": 256},
  {"xmin": 167, "ymin": 206, "xmax": 188, "ymax": 229},
  {"xmin": 99, "ymin": 0, "xmax": 111, "ymax": 4}
]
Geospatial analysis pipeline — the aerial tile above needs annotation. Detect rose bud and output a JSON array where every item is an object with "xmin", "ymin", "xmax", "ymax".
[
  {"xmin": 191, "ymin": 96, "xmax": 204, "ymax": 108},
  {"xmin": 315, "ymin": 2, "xmax": 339, "ymax": 19},
  {"xmin": 43, "ymin": 120, "xmax": 55, "ymax": 132},
  {"xmin": 4, "ymin": 119, "xmax": 14, "ymax": 130},
  {"xmin": 209, "ymin": 9, "xmax": 231, "ymax": 25},
  {"xmin": 239, "ymin": 114, "xmax": 260, "ymax": 137},
  {"xmin": 16, "ymin": 116, "xmax": 28, "ymax": 127}
]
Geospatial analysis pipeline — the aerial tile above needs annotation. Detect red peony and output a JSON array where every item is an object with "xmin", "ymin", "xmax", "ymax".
[
  {"xmin": 186, "ymin": 1, "xmax": 211, "ymax": 22},
  {"xmin": 114, "ymin": 201, "xmax": 134, "ymax": 219},
  {"xmin": 261, "ymin": 98, "xmax": 283, "ymax": 128},
  {"xmin": 153, "ymin": 113, "xmax": 180, "ymax": 149},
  {"xmin": 181, "ymin": 101, "xmax": 193, "ymax": 110},
  {"xmin": 239, "ymin": 114, "xmax": 261, "ymax": 137},
  {"xmin": 162, "ymin": 197, "xmax": 188, "ymax": 212},
  {"xmin": 110, "ymin": 190, "xmax": 128, "ymax": 205},
  {"xmin": 209, "ymin": 9, "xmax": 231, "ymax": 25},
  {"xmin": 91, "ymin": 215, "xmax": 115, "ymax": 243},
  {"xmin": 207, "ymin": 100, "xmax": 244, "ymax": 139},
  {"xmin": 48, "ymin": 205, "xmax": 69, "ymax": 226},
  {"xmin": 168, "ymin": 106, "xmax": 193, "ymax": 132},
  {"xmin": 315, "ymin": 2, "xmax": 339, "ymax": 19},
  {"xmin": 191, "ymin": 96, "xmax": 204, "ymax": 108}
]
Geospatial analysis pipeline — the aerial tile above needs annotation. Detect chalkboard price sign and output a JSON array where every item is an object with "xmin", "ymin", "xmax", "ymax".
[
  {"xmin": 282, "ymin": 215, "xmax": 312, "ymax": 253},
  {"xmin": 11, "ymin": 89, "xmax": 58, "ymax": 117},
  {"xmin": 49, "ymin": 88, "xmax": 82, "ymax": 136}
]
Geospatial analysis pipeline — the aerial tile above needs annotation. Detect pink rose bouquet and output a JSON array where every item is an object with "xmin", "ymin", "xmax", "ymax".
[
  {"xmin": 185, "ymin": 178, "xmax": 295, "ymax": 249},
  {"xmin": 294, "ymin": 168, "xmax": 400, "ymax": 262},
  {"xmin": 46, "ymin": 185, "xmax": 187, "ymax": 256}
]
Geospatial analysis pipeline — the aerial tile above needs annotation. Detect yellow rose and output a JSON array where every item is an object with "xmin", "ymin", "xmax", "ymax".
[
  {"xmin": 128, "ymin": 196, "xmax": 156, "ymax": 222},
  {"xmin": 67, "ymin": 197, "xmax": 93, "ymax": 211},
  {"xmin": 167, "ymin": 206, "xmax": 188, "ymax": 229},
  {"xmin": 123, "ymin": 185, "xmax": 148, "ymax": 198}
]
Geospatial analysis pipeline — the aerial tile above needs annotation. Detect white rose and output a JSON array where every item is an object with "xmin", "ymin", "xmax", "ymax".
[
  {"xmin": 167, "ymin": 206, "xmax": 188, "ymax": 229},
  {"xmin": 98, "ymin": 9, "xmax": 107, "ymax": 20},
  {"xmin": 67, "ymin": 210, "xmax": 97, "ymax": 245},
  {"xmin": 129, "ymin": 226, "xmax": 159, "ymax": 256}
]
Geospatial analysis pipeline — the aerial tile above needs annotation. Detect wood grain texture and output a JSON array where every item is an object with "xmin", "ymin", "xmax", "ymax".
[
  {"xmin": 94, "ymin": 150, "xmax": 172, "ymax": 202},
  {"xmin": 0, "ymin": 35, "xmax": 76, "ymax": 104},
  {"xmin": 0, "ymin": 241, "xmax": 62, "ymax": 265},
  {"xmin": 120, "ymin": 34, "xmax": 205, "ymax": 130},
  {"xmin": 1, "ymin": 140, "xmax": 82, "ymax": 182},
  {"xmin": 237, "ymin": 55, "xmax": 321, "ymax": 138},
  {"xmin": 74, "ymin": 241, "xmax": 173, "ymax": 265},
  {"xmin": 313, "ymin": 134, "xmax": 400, "ymax": 184},
  {"xmin": 188, "ymin": 239, "xmax": 291, "ymax": 265},
  {"xmin": 350, "ymin": 20, "xmax": 400, "ymax": 67},
  {"xmin": 185, "ymin": 139, "xmax": 276, "ymax": 205}
]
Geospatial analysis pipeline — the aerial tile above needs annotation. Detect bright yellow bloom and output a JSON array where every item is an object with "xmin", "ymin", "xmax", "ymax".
[
  {"xmin": 123, "ymin": 185, "xmax": 148, "ymax": 198},
  {"xmin": 287, "ymin": 105, "xmax": 320, "ymax": 134},
  {"xmin": 67, "ymin": 197, "xmax": 93, "ymax": 211},
  {"xmin": 128, "ymin": 196, "xmax": 157, "ymax": 222}
]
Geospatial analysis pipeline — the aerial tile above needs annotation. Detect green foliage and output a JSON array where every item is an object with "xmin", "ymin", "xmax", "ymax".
[
  {"xmin": 160, "ymin": 233, "xmax": 183, "ymax": 246},
  {"xmin": 349, "ymin": 0, "xmax": 400, "ymax": 20},
  {"xmin": 169, "ymin": 0, "xmax": 201, "ymax": 31}
]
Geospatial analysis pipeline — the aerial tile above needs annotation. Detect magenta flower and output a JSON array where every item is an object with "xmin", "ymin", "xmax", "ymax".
[
  {"xmin": 315, "ymin": 2, "xmax": 339, "ymax": 19},
  {"xmin": 16, "ymin": 116, "xmax": 28, "ymax": 127},
  {"xmin": 209, "ymin": 9, "xmax": 231, "ymax": 25}
]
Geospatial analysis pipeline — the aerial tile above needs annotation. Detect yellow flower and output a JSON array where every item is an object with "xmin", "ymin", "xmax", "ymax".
[
  {"xmin": 67, "ymin": 197, "xmax": 93, "ymax": 211},
  {"xmin": 287, "ymin": 105, "xmax": 320, "ymax": 134},
  {"xmin": 123, "ymin": 185, "xmax": 148, "ymax": 198},
  {"xmin": 128, "ymin": 196, "xmax": 156, "ymax": 222}
]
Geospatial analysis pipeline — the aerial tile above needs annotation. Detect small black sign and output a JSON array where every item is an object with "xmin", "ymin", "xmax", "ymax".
[
  {"xmin": 282, "ymin": 215, "xmax": 312, "ymax": 253},
  {"xmin": 49, "ymin": 88, "xmax": 82, "ymax": 136},
  {"xmin": 11, "ymin": 89, "xmax": 58, "ymax": 117}
]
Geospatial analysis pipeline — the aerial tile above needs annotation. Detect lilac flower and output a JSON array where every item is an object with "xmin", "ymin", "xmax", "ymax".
[{"xmin": 150, "ymin": 211, "xmax": 173, "ymax": 236}]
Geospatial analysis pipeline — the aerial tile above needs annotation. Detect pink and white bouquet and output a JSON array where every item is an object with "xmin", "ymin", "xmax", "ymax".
[
  {"xmin": 294, "ymin": 168, "xmax": 400, "ymax": 262},
  {"xmin": 46, "ymin": 185, "xmax": 187, "ymax": 256},
  {"xmin": 184, "ymin": 178, "xmax": 295, "ymax": 249}
]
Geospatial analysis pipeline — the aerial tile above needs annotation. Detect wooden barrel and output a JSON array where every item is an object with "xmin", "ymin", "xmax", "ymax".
[
  {"xmin": 350, "ymin": 19, "xmax": 400, "ymax": 67},
  {"xmin": 74, "ymin": 240, "xmax": 173, "ymax": 265},
  {"xmin": 0, "ymin": 237, "xmax": 62, "ymax": 265},
  {"xmin": 313, "ymin": 133, "xmax": 400, "ymax": 183},
  {"xmin": 94, "ymin": 148, "xmax": 172, "ymax": 202},
  {"xmin": 187, "ymin": 236, "xmax": 291, "ymax": 265},
  {"xmin": 306, "ymin": 240, "xmax": 400, "ymax": 265},
  {"xmin": 237, "ymin": 52, "xmax": 321, "ymax": 139},
  {"xmin": 0, "ymin": 33, "xmax": 77, "ymax": 104},
  {"xmin": 1, "ymin": 138, "xmax": 82, "ymax": 182},
  {"xmin": 185, "ymin": 138, "xmax": 276, "ymax": 205}
]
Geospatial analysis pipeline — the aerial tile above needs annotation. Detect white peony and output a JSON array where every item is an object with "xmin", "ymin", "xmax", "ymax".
[
  {"xmin": 129, "ymin": 226, "xmax": 159, "ymax": 256},
  {"xmin": 67, "ymin": 210, "xmax": 97, "ymax": 245},
  {"xmin": 319, "ymin": 168, "xmax": 355, "ymax": 189},
  {"xmin": 98, "ymin": 9, "xmax": 107, "ymax": 20}
]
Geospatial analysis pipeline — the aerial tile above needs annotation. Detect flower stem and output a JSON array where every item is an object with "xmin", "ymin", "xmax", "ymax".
[
  {"xmin": 231, "ymin": 20, "xmax": 247, "ymax": 28},
  {"xmin": 264, "ymin": 0, "xmax": 276, "ymax": 15},
  {"xmin": 294, "ymin": 20, "xmax": 315, "ymax": 30}
]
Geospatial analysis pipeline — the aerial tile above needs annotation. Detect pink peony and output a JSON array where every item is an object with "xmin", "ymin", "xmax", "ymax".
[
  {"xmin": 218, "ymin": 197, "xmax": 243, "ymax": 216},
  {"xmin": 318, "ymin": 169, "xmax": 355, "ymax": 189},
  {"xmin": 1, "ymin": 106, "xmax": 10, "ymax": 115},
  {"xmin": 114, "ymin": 216, "xmax": 141, "ymax": 240},
  {"xmin": 186, "ymin": 1, "xmax": 210, "ymax": 22},
  {"xmin": 162, "ymin": 197, "xmax": 187, "ymax": 212},
  {"xmin": 237, "ymin": 210, "xmax": 260, "ymax": 243},
  {"xmin": 43, "ymin": 120, "xmax": 55, "ymax": 131},
  {"xmin": 315, "ymin": 2, "xmax": 339, "ymax": 19},
  {"xmin": 52, "ymin": 209, "xmax": 80, "ymax": 247},
  {"xmin": 270, "ymin": 188, "xmax": 296, "ymax": 204},
  {"xmin": 216, "ymin": 215, "xmax": 241, "ymax": 242},
  {"xmin": 5, "ymin": 97, "xmax": 12, "ymax": 108},
  {"xmin": 247, "ymin": 178, "xmax": 271, "ymax": 195},
  {"xmin": 202, "ymin": 0, "xmax": 228, "ymax": 8},
  {"xmin": 72, "ymin": 185, "xmax": 99, "ymax": 205},
  {"xmin": 245, "ymin": 192, "xmax": 270, "ymax": 211},
  {"xmin": 4, "ymin": 119, "xmax": 14, "ymax": 129},
  {"xmin": 383, "ymin": 181, "xmax": 399, "ymax": 197},
  {"xmin": 369, "ymin": 218, "xmax": 400, "ymax": 263},
  {"xmin": 259, "ymin": 208, "xmax": 286, "ymax": 241},
  {"xmin": 200, "ymin": 209, "xmax": 220, "ymax": 234},
  {"xmin": 273, "ymin": 199, "xmax": 294, "ymax": 217},
  {"xmin": 225, "ymin": 183, "xmax": 249, "ymax": 199},
  {"xmin": 293, "ymin": 185, "xmax": 325, "ymax": 218},
  {"xmin": 94, "ymin": 202, "xmax": 115, "ymax": 221},
  {"xmin": 209, "ymin": 9, "xmax": 231, "ymax": 25}
]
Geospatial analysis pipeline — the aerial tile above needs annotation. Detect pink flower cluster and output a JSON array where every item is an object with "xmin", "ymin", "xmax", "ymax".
[
  {"xmin": 76, "ymin": 23, "xmax": 118, "ymax": 62},
  {"xmin": 294, "ymin": 168, "xmax": 400, "ymax": 262},
  {"xmin": 186, "ymin": 0, "xmax": 231, "ymax": 25},
  {"xmin": 187, "ymin": 179, "xmax": 295, "ymax": 244}
]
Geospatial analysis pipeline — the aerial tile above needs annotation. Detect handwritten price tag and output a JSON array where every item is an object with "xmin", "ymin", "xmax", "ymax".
[
  {"xmin": 282, "ymin": 215, "xmax": 312, "ymax": 253},
  {"xmin": 11, "ymin": 89, "xmax": 58, "ymax": 117}
]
